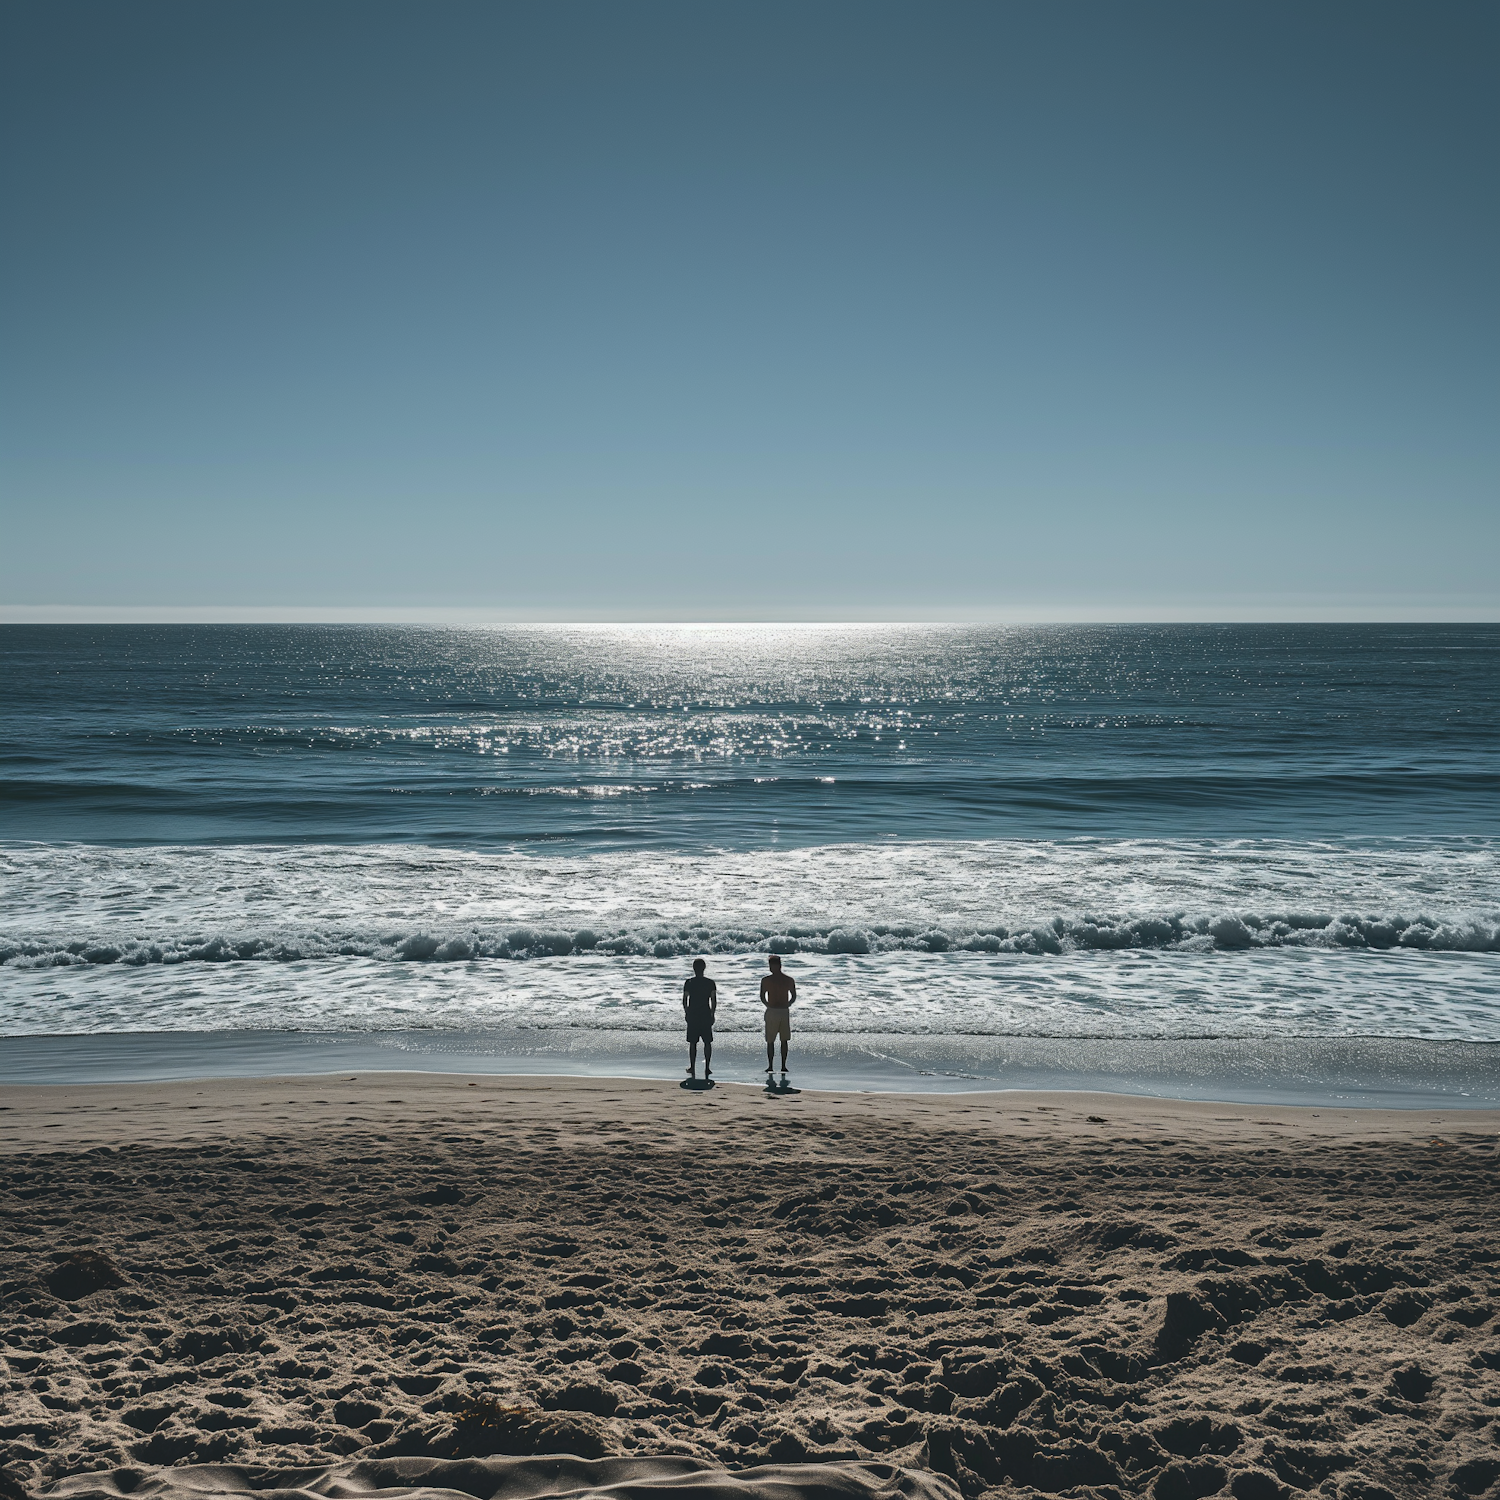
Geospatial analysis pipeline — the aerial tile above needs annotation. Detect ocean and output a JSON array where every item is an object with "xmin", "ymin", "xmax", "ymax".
[{"xmin": 3, "ymin": 623, "xmax": 1497, "ymax": 1103}]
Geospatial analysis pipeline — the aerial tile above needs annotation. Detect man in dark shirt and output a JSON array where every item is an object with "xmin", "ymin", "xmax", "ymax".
[
  {"xmin": 682, "ymin": 958, "xmax": 718, "ymax": 1080},
  {"xmin": 760, "ymin": 954, "xmax": 796, "ymax": 1074}
]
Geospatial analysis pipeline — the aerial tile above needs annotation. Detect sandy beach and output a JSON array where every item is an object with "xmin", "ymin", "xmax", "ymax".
[{"xmin": 1, "ymin": 1075, "xmax": 1497, "ymax": 1500}]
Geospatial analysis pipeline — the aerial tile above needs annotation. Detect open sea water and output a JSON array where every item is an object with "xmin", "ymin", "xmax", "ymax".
[{"xmin": 2, "ymin": 623, "xmax": 1498, "ymax": 1103}]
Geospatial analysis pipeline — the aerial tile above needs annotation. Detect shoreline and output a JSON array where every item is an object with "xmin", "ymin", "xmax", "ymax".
[
  {"xmin": 2, "ymin": 1029, "xmax": 1497, "ymax": 1108},
  {"xmin": 3, "ymin": 1072, "xmax": 1500, "ymax": 1157},
  {"xmin": 2, "ymin": 1073, "xmax": 1499, "ymax": 1156}
]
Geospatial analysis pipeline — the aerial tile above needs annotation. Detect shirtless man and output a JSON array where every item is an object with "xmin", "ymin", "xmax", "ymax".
[
  {"xmin": 759, "ymin": 954, "xmax": 796, "ymax": 1074},
  {"xmin": 682, "ymin": 959, "xmax": 717, "ymax": 1080}
]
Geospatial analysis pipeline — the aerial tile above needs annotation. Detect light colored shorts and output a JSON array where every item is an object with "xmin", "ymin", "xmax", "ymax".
[{"xmin": 764, "ymin": 1008, "xmax": 791, "ymax": 1043}]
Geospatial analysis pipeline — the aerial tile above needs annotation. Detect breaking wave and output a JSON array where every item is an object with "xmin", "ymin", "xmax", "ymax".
[{"xmin": 4, "ymin": 908, "xmax": 1497, "ymax": 969}]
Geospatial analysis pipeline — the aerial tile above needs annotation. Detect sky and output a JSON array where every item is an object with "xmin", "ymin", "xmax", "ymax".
[{"xmin": 2, "ymin": 0, "xmax": 1496, "ymax": 622}]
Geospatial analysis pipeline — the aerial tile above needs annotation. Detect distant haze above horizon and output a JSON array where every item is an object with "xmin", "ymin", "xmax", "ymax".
[{"xmin": 3, "ymin": 0, "xmax": 1496, "ymax": 623}]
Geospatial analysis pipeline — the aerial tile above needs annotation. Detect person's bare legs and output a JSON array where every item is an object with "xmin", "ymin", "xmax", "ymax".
[
  {"xmin": 766, "ymin": 1025, "xmax": 788, "ymax": 1074},
  {"xmin": 688, "ymin": 1040, "xmax": 698, "ymax": 1078},
  {"xmin": 703, "ymin": 1037, "xmax": 712, "ymax": 1078}
]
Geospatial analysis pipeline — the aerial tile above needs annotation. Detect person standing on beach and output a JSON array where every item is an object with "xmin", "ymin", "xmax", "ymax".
[
  {"xmin": 682, "ymin": 959, "xmax": 718, "ymax": 1080},
  {"xmin": 760, "ymin": 954, "xmax": 796, "ymax": 1074}
]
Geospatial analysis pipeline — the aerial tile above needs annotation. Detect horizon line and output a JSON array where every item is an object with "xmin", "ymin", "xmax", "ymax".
[{"xmin": 2, "ymin": 602, "xmax": 1498, "ymax": 627}]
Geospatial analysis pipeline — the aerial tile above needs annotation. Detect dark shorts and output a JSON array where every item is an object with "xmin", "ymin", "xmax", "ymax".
[{"xmin": 687, "ymin": 1021, "xmax": 713, "ymax": 1044}]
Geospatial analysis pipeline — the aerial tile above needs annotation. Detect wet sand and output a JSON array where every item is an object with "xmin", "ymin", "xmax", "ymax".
[{"xmin": 1, "ymin": 1075, "xmax": 1497, "ymax": 1500}]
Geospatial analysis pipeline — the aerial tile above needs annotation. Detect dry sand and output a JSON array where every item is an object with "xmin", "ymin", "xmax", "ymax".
[{"xmin": 1, "ymin": 1075, "xmax": 1497, "ymax": 1500}]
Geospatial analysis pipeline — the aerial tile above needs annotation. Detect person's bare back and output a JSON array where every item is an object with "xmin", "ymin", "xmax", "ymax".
[{"xmin": 759, "ymin": 955, "xmax": 796, "ymax": 1073}]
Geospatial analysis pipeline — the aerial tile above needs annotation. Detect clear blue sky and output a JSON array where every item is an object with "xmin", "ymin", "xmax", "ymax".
[{"xmin": 3, "ymin": 1, "xmax": 1495, "ymax": 621}]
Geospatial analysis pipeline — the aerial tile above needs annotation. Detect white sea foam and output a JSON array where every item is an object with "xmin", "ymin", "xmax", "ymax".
[
  {"xmin": 3, "ymin": 949, "xmax": 1498, "ymax": 1043},
  {"xmin": 1, "ymin": 837, "xmax": 1497, "ymax": 1043},
  {"xmin": 2, "ymin": 836, "xmax": 1496, "ymax": 967}
]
